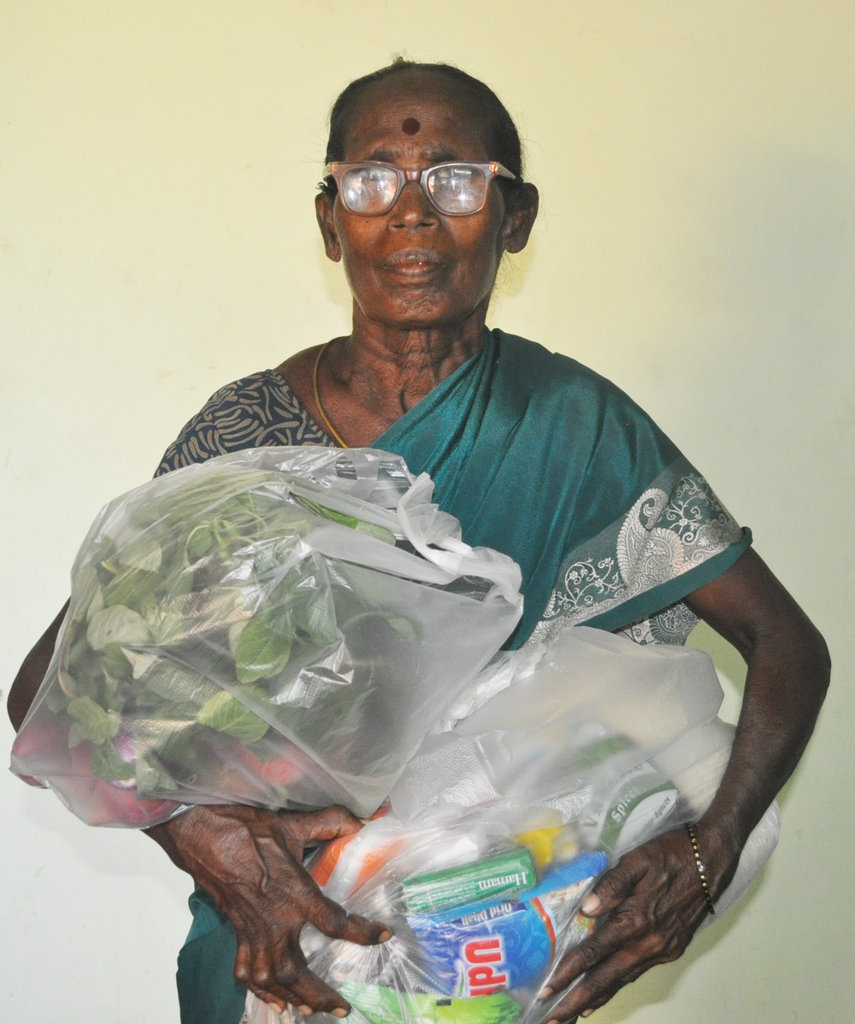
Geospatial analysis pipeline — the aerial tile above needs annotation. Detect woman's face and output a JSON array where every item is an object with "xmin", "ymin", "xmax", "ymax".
[{"xmin": 316, "ymin": 71, "xmax": 536, "ymax": 335}]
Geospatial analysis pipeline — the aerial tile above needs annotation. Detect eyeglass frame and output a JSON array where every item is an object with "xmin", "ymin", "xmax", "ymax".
[{"xmin": 322, "ymin": 160, "xmax": 518, "ymax": 217}]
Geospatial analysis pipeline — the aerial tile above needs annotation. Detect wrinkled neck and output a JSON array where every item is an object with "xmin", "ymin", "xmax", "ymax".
[{"xmin": 335, "ymin": 307, "xmax": 488, "ymax": 413}]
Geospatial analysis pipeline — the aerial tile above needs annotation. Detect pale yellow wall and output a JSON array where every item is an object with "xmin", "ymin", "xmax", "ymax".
[{"xmin": 2, "ymin": 2, "xmax": 853, "ymax": 1021}]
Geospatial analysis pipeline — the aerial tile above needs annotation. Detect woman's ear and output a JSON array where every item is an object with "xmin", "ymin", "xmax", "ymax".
[
  {"xmin": 315, "ymin": 192, "xmax": 342, "ymax": 262},
  {"xmin": 502, "ymin": 182, "xmax": 539, "ymax": 254}
]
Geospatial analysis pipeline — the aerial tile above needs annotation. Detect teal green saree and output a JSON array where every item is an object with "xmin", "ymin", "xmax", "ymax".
[
  {"xmin": 162, "ymin": 328, "xmax": 750, "ymax": 1023},
  {"xmin": 374, "ymin": 329, "xmax": 750, "ymax": 648}
]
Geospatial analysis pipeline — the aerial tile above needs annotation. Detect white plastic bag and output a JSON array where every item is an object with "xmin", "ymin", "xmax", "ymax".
[
  {"xmin": 11, "ymin": 447, "xmax": 522, "ymax": 826},
  {"xmin": 391, "ymin": 626, "xmax": 780, "ymax": 911},
  {"xmin": 243, "ymin": 626, "xmax": 780, "ymax": 1024}
]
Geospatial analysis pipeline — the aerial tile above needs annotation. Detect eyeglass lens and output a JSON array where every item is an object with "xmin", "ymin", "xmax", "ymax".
[
  {"xmin": 340, "ymin": 164, "xmax": 489, "ymax": 215},
  {"xmin": 427, "ymin": 165, "xmax": 486, "ymax": 214}
]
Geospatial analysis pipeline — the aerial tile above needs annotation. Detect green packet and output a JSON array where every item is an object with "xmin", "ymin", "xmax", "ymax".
[
  {"xmin": 401, "ymin": 847, "xmax": 537, "ymax": 915},
  {"xmin": 340, "ymin": 983, "xmax": 522, "ymax": 1024}
]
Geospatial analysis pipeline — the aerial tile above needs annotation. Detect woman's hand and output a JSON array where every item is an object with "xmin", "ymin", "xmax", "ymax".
[
  {"xmin": 539, "ymin": 823, "xmax": 738, "ymax": 1021},
  {"xmin": 147, "ymin": 803, "xmax": 391, "ymax": 1016}
]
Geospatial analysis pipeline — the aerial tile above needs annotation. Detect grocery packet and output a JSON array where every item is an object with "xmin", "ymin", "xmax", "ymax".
[
  {"xmin": 243, "ymin": 627, "xmax": 783, "ymax": 1024},
  {"xmin": 11, "ymin": 447, "xmax": 523, "ymax": 826},
  {"xmin": 247, "ymin": 811, "xmax": 608, "ymax": 1024}
]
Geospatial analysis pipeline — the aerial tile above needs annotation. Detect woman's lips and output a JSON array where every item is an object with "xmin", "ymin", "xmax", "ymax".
[{"xmin": 383, "ymin": 249, "xmax": 444, "ymax": 277}]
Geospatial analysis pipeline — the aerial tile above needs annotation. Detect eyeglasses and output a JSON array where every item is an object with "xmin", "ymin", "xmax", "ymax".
[{"xmin": 324, "ymin": 161, "xmax": 517, "ymax": 217}]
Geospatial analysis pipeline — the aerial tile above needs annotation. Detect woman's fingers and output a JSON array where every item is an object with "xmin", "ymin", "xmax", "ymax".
[
  {"xmin": 539, "ymin": 832, "xmax": 711, "ymax": 1021},
  {"xmin": 273, "ymin": 804, "xmax": 367, "ymax": 846},
  {"xmin": 236, "ymin": 927, "xmax": 353, "ymax": 1017},
  {"xmin": 151, "ymin": 803, "xmax": 392, "ymax": 1013},
  {"xmin": 226, "ymin": 818, "xmax": 390, "ymax": 1011},
  {"xmin": 298, "ymin": 884, "xmax": 392, "ymax": 945},
  {"xmin": 543, "ymin": 923, "xmax": 686, "ymax": 1021},
  {"xmin": 233, "ymin": 895, "xmax": 390, "ymax": 1014}
]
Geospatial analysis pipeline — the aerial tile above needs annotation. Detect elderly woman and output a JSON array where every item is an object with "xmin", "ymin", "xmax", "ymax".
[{"xmin": 10, "ymin": 60, "xmax": 829, "ymax": 1024}]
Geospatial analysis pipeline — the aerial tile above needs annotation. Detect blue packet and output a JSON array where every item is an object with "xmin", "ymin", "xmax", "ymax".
[{"xmin": 407, "ymin": 851, "xmax": 607, "ymax": 997}]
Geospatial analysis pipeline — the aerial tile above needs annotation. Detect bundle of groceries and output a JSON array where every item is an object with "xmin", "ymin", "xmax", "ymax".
[
  {"xmin": 10, "ymin": 446, "xmax": 781, "ymax": 1023},
  {"xmin": 10, "ymin": 447, "xmax": 523, "ymax": 825},
  {"xmin": 299, "ymin": 822, "xmax": 609, "ymax": 1024},
  {"xmin": 242, "ymin": 624, "xmax": 781, "ymax": 1023}
]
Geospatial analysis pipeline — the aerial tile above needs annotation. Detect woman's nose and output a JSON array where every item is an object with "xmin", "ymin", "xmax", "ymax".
[{"xmin": 390, "ymin": 181, "xmax": 438, "ymax": 227}]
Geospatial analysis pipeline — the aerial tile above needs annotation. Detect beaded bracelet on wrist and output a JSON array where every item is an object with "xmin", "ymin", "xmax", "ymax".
[{"xmin": 685, "ymin": 822, "xmax": 716, "ymax": 915}]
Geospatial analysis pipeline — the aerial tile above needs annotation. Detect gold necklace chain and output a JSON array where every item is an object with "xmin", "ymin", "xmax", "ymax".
[{"xmin": 312, "ymin": 340, "xmax": 349, "ymax": 448}]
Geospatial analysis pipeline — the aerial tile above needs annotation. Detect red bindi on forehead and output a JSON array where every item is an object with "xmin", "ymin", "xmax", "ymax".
[{"xmin": 401, "ymin": 117, "xmax": 421, "ymax": 135}]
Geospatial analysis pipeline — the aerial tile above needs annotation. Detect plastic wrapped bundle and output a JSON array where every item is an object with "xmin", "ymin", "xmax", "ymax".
[
  {"xmin": 246, "ymin": 812, "xmax": 609, "ymax": 1024},
  {"xmin": 11, "ymin": 447, "xmax": 523, "ymax": 826},
  {"xmin": 391, "ymin": 627, "xmax": 780, "ymax": 910},
  {"xmin": 243, "ymin": 627, "xmax": 780, "ymax": 1024}
]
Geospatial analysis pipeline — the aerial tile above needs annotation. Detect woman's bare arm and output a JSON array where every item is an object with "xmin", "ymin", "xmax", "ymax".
[
  {"xmin": 541, "ymin": 548, "xmax": 830, "ymax": 1022},
  {"xmin": 8, "ymin": 601, "xmax": 68, "ymax": 731}
]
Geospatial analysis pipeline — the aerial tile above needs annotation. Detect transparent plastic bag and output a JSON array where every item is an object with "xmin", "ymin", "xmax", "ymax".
[
  {"xmin": 11, "ymin": 447, "xmax": 523, "ymax": 826},
  {"xmin": 246, "ymin": 810, "xmax": 609, "ymax": 1024},
  {"xmin": 391, "ymin": 627, "xmax": 780, "ymax": 906},
  {"xmin": 243, "ymin": 626, "xmax": 780, "ymax": 1024}
]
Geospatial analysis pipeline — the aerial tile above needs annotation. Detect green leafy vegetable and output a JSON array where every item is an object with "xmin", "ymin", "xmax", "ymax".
[
  {"xmin": 86, "ymin": 605, "xmax": 152, "ymax": 650},
  {"xmin": 66, "ymin": 695, "xmax": 120, "ymax": 747},
  {"xmin": 293, "ymin": 493, "xmax": 396, "ymax": 545},
  {"xmin": 103, "ymin": 567, "xmax": 164, "ymax": 612},
  {"xmin": 90, "ymin": 739, "xmax": 135, "ymax": 782},
  {"xmin": 40, "ymin": 468, "xmax": 416, "ymax": 797},
  {"xmin": 198, "ymin": 689, "xmax": 270, "ymax": 741},
  {"xmin": 233, "ymin": 607, "xmax": 293, "ymax": 684}
]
